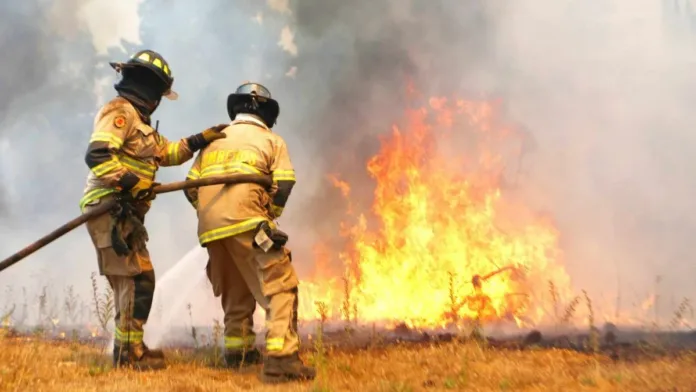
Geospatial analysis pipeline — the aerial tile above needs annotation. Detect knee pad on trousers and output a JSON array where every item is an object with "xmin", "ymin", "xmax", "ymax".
[{"xmin": 133, "ymin": 271, "xmax": 155, "ymax": 320}]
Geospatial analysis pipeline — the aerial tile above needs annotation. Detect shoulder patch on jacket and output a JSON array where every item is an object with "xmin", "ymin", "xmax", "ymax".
[
  {"xmin": 97, "ymin": 97, "xmax": 136, "ymax": 128},
  {"xmin": 114, "ymin": 116, "xmax": 126, "ymax": 128}
]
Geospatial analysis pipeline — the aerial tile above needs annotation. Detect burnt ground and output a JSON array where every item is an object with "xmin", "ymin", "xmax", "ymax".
[
  {"xmin": 311, "ymin": 322, "xmax": 696, "ymax": 363},
  {"xmin": 3, "ymin": 321, "xmax": 696, "ymax": 362}
]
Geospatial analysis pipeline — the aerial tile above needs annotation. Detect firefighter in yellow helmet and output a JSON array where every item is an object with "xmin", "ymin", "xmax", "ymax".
[
  {"xmin": 81, "ymin": 49, "xmax": 228, "ymax": 371},
  {"xmin": 183, "ymin": 82, "xmax": 315, "ymax": 383}
]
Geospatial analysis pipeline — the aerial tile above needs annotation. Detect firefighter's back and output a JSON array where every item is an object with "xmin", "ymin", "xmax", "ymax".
[{"xmin": 195, "ymin": 120, "xmax": 279, "ymax": 244}]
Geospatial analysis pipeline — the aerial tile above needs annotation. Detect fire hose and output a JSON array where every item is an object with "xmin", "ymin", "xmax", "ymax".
[{"xmin": 0, "ymin": 174, "xmax": 273, "ymax": 274}]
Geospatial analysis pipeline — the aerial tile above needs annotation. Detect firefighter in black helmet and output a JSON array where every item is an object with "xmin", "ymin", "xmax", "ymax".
[
  {"xmin": 183, "ymin": 81, "xmax": 316, "ymax": 383},
  {"xmin": 109, "ymin": 49, "xmax": 179, "ymax": 116},
  {"xmin": 81, "ymin": 49, "xmax": 228, "ymax": 371},
  {"xmin": 226, "ymin": 82, "xmax": 280, "ymax": 128}
]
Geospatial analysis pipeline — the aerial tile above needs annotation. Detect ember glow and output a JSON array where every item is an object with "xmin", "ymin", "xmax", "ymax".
[{"xmin": 299, "ymin": 94, "xmax": 573, "ymax": 328}]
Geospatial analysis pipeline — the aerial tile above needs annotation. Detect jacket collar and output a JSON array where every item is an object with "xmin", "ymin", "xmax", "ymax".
[{"xmin": 232, "ymin": 114, "xmax": 269, "ymax": 131}]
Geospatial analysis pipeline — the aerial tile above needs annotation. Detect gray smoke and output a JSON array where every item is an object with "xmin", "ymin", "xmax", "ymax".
[
  {"xmin": 0, "ymin": 0, "xmax": 108, "ymax": 216},
  {"xmin": 278, "ymin": 0, "xmax": 696, "ymax": 314},
  {"xmin": 0, "ymin": 0, "xmax": 118, "ymax": 319},
  {"xmin": 0, "ymin": 1, "xmax": 57, "ymax": 129},
  {"xmin": 2, "ymin": 0, "xmax": 696, "ymax": 328},
  {"xmin": 0, "ymin": 1, "xmax": 59, "ymax": 215}
]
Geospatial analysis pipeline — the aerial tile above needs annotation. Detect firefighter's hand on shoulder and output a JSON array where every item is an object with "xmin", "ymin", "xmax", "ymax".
[
  {"xmin": 187, "ymin": 124, "xmax": 228, "ymax": 151},
  {"xmin": 118, "ymin": 172, "xmax": 158, "ymax": 201},
  {"xmin": 200, "ymin": 124, "xmax": 228, "ymax": 143}
]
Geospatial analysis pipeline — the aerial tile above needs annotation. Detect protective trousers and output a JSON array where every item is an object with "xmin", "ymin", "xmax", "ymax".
[
  {"xmin": 85, "ymin": 208, "xmax": 155, "ymax": 357},
  {"xmin": 206, "ymin": 229, "xmax": 300, "ymax": 357}
]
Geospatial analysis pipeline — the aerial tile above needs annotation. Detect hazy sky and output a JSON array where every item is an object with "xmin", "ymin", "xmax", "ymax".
[{"xmin": 2, "ymin": 0, "xmax": 696, "ymax": 330}]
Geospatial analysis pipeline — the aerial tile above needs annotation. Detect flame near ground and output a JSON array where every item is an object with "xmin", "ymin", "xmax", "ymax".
[
  {"xmin": 3, "ymin": 94, "xmax": 690, "ymax": 342},
  {"xmin": 298, "ymin": 94, "xmax": 573, "ymax": 329}
]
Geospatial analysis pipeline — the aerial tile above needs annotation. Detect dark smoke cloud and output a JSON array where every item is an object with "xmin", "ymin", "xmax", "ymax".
[{"xmin": 288, "ymin": 0, "xmax": 496, "ymax": 151}]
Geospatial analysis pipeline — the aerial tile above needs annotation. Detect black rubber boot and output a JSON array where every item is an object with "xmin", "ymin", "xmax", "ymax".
[
  {"xmin": 225, "ymin": 348, "xmax": 263, "ymax": 369},
  {"xmin": 113, "ymin": 343, "xmax": 166, "ymax": 371},
  {"xmin": 261, "ymin": 353, "xmax": 316, "ymax": 384}
]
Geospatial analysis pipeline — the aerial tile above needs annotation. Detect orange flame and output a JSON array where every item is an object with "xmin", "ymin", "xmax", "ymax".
[{"xmin": 300, "ymin": 94, "xmax": 572, "ymax": 328}]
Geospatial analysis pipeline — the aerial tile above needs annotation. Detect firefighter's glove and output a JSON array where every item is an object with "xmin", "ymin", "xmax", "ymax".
[
  {"xmin": 118, "ymin": 172, "xmax": 157, "ymax": 201},
  {"xmin": 109, "ymin": 203, "xmax": 131, "ymax": 256},
  {"xmin": 187, "ymin": 124, "xmax": 228, "ymax": 151},
  {"xmin": 269, "ymin": 228, "xmax": 288, "ymax": 250},
  {"xmin": 252, "ymin": 221, "xmax": 289, "ymax": 252},
  {"xmin": 109, "ymin": 202, "xmax": 149, "ymax": 256},
  {"xmin": 111, "ymin": 225, "xmax": 130, "ymax": 256},
  {"xmin": 125, "ymin": 214, "xmax": 149, "ymax": 253}
]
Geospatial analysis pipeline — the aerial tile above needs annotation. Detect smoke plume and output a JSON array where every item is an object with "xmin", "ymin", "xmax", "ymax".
[
  {"xmin": 2, "ymin": 0, "xmax": 696, "ymax": 331},
  {"xmin": 274, "ymin": 0, "xmax": 696, "ymax": 312},
  {"xmin": 0, "ymin": 0, "xmax": 139, "ymax": 320},
  {"xmin": 0, "ymin": 1, "xmax": 63, "ymax": 214}
]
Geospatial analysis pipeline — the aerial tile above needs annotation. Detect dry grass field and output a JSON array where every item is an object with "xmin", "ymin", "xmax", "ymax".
[
  {"xmin": 2, "ymin": 276, "xmax": 695, "ymax": 391},
  {"xmin": 2, "ymin": 331, "xmax": 696, "ymax": 392}
]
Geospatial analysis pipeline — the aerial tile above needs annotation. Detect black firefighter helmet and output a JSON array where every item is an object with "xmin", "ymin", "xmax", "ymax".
[
  {"xmin": 226, "ymin": 82, "xmax": 280, "ymax": 127},
  {"xmin": 109, "ymin": 49, "xmax": 178, "ymax": 100}
]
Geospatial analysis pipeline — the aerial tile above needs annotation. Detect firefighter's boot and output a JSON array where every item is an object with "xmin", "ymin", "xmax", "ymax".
[
  {"xmin": 113, "ymin": 343, "xmax": 166, "ymax": 371},
  {"xmin": 143, "ymin": 342, "xmax": 165, "ymax": 359},
  {"xmin": 261, "ymin": 353, "xmax": 316, "ymax": 384},
  {"xmin": 225, "ymin": 348, "xmax": 263, "ymax": 369}
]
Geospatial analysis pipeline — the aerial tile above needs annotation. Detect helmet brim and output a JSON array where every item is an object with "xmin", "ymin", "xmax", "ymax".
[
  {"xmin": 227, "ymin": 93, "xmax": 279, "ymax": 122},
  {"xmin": 109, "ymin": 62, "xmax": 178, "ymax": 100},
  {"xmin": 162, "ymin": 89, "xmax": 178, "ymax": 100}
]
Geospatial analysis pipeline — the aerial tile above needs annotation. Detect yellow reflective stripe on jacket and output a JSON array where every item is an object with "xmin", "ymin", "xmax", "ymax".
[
  {"xmin": 200, "ymin": 162, "xmax": 261, "ymax": 178},
  {"xmin": 187, "ymin": 168, "xmax": 201, "ymax": 180},
  {"xmin": 199, "ymin": 217, "xmax": 271, "ymax": 245},
  {"xmin": 266, "ymin": 337, "xmax": 284, "ymax": 351},
  {"xmin": 79, "ymin": 187, "xmax": 116, "ymax": 211},
  {"xmin": 114, "ymin": 327, "xmax": 144, "ymax": 343},
  {"xmin": 90, "ymin": 132, "xmax": 124, "ymax": 148},
  {"xmin": 272, "ymin": 169, "xmax": 296, "ymax": 182},
  {"xmin": 224, "ymin": 335, "xmax": 256, "ymax": 349},
  {"xmin": 166, "ymin": 141, "xmax": 183, "ymax": 165},
  {"xmin": 90, "ymin": 158, "xmax": 123, "ymax": 177},
  {"xmin": 119, "ymin": 154, "xmax": 156, "ymax": 178}
]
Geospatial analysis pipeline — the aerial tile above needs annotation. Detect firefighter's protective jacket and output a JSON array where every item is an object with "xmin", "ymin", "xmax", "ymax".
[
  {"xmin": 80, "ymin": 96, "xmax": 195, "ymax": 212},
  {"xmin": 184, "ymin": 114, "xmax": 296, "ymax": 246}
]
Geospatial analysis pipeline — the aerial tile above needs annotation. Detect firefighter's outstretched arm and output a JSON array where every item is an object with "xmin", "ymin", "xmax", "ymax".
[
  {"xmin": 84, "ymin": 105, "xmax": 145, "ymax": 193},
  {"xmin": 269, "ymin": 138, "xmax": 296, "ymax": 218},
  {"xmin": 158, "ymin": 124, "xmax": 229, "ymax": 167},
  {"xmin": 183, "ymin": 152, "xmax": 202, "ymax": 210}
]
